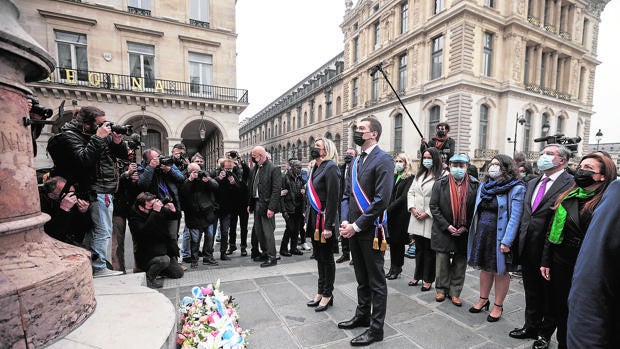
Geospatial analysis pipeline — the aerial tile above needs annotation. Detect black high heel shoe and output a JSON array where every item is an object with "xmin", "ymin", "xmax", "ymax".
[
  {"xmin": 468, "ymin": 297, "xmax": 490, "ymax": 313},
  {"xmin": 315, "ymin": 296, "xmax": 334, "ymax": 312},
  {"xmin": 408, "ymin": 279, "xmax": 420, "ymax": 286},
  {"xmin": 487, "ymin": 304, "xmax": 503, "ymax": 322},
  {"xmin": 386, "ymin": 267, "xmax": 401, "ymax": 280},
  {"xmin": 307, "ymin": 295, "xmax": 322, "ymax": 307}
]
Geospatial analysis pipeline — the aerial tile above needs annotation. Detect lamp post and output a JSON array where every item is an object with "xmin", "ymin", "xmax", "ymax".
[
  {"xmin": 542, "ymin": 120, "xmax": 551, "ymax": 137},
  {"xmin": 199, "ymin": 110, "xmax": 206, "ymax": 140},
  {"xmin": 140, "ymin": 105, "xmax": 148, "ymax": 137},
  {"xmin": 507, "ymin": 112, "xmax": 526, "ymax": 156},
  {"xmin": 595, "ymin": 129, "xmax": 603, "ymax": 151}
]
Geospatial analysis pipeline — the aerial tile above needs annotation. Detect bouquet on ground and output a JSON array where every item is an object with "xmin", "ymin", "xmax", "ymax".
[{"xmin": 177, "ymin": 280, "xmax": 251, "ymax": 349}]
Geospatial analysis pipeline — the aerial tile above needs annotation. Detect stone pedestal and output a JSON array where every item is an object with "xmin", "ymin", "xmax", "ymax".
[{"xmin": 0, "ymin": 0, "xmax": 96, "ymax": 347}]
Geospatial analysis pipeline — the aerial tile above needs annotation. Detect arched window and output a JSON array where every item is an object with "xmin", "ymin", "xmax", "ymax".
[
  {"xmin": 541, "ymin": 112, "xmax": 550, "ymax": 150},
  {"xmin": 318, "ymin": 105, "xmax": 323, "ymax": 122},
  {"xmin": 394, "ymin": 114, "xmax": 403, "ymax": 153},
  {"xmin": 336, "ymin": 96, "xmax": 342, "ymax": 115},
  {"xmin": 429, "ymin": 105, "xmax": 440, "ymax": 136},
  {"xmin": 479, "ymin": 105, "xmax": 489, "ymax": 150},
  {"xmin": 556, "ymin": 116, "xmax": 564, "ymax": 134},
  {"xmin": 334, "ymin": 134, "xmax": 341, "ymax": 155},
  {"xmin": 523, "ymin": 110, "xmax": 532, "ymax": 153}
]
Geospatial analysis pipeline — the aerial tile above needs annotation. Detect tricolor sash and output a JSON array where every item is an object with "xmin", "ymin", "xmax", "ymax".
[
  {"xmin": 306, "ymin": 167, "xmax": 326, "ymax": 243},
  {"xmin": 351, "ymin": 157, "xmax": 388, "ymax": 251}
]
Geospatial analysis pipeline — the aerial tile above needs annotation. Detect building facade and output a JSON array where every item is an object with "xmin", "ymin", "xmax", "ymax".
[
  {"xmin": 17, "ymin": 0, "xmax": 247, "ymax": 169},
  {"xmin": 240, "ymin": 0, "xmax": 610, "ymax": 169}
]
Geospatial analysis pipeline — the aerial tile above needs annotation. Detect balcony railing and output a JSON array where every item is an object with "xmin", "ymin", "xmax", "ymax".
[
  {"xmin": 189, "ymin": 19, "xmax": 210, "ymax": 28},
  {"xmin": 474, "ymin": 149, "xmax": 498, "ymax": 159},
  {"xmin": 524, "ymin": 83, "xmax": 571, "ymax": 101},
  {"xmin": 39, "ymin": 68, "xmax": 248, "ymax": 103},
  {"xmin": 128, "ymin": 6, "xmax": 151, "ymax": 16}
]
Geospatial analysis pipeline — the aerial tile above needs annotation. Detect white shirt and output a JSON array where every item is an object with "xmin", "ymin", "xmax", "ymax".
[{"xmin": 530, "ymin": 169, "xmax": 565, "ymax": 207}]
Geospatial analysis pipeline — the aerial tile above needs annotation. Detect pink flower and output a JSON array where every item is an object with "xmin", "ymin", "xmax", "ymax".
[
  {"xmin": 176, "ymin": 333, "xmax": 186, "ymax": 344},
  {"xmin": 199, "ymin": 315, "xmax": 209, "ymax": 323},
  {"xmin": 202, "ymin": 287, "xmax": 213, "ymax": 296}
]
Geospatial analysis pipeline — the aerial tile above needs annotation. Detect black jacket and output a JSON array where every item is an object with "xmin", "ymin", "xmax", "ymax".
[
  {"xmin": 181, "ymin": 177, "xmax": 219, "ymax": 228},
  {"xmin": 247, "ymin": 160, "xmax": 281, "ymax": 215},
  {"xmin": 47, "ymin": 119, "xmax": 128, "ymax": 198},
  {"xmin": 305, "ymin": 160, "xmax": 340, "ymax": 231},
  {"xmin": 128, "ymin": 205, "xmax": 181, "ymax": 269},
  {"xmin": 420, "ymin": 136, "xmax": 455, "ymax": 164},
  {"xmin": 280, "ymin": 170, "xmax": 306, "ymax": 214},
  {"xmin": 215, "ymin": 169, "xmax": 242, "ymax": 213},
  {"xmin": 387, "ymin": 174, "xmax": 414, "ymax": 245}
]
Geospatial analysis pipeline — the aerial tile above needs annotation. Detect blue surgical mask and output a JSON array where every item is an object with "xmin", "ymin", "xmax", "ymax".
[
  {"xmin": 520, "ymin": 172, "xmax": 526, "ymax": 179},
  {"xmin": 487, "ymin": 164, "xmax": 501, "ymax": 179},
  {"xmin": 422, "ymin": 159, "xmax": 433, "ymax": 169},
  {"xmin": 395, "ymin": 163, "xmax": 405, "ymax": 172},
  {"xmin": 537, "ymin": 154, "xmax": 556, "ymax": 171},
  {"xmin": 451, "ymin": 167, "xmax": 466, "ymax": 180}
]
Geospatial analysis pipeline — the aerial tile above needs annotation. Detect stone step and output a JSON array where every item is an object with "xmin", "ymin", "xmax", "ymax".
[{"xmin": 45, "ymin": 273, "xmax": 176, "ymax": 349}]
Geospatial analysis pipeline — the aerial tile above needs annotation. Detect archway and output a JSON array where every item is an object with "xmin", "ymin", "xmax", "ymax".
[{"xmin": 180, "ymin": 119, "xmax": 223, "ymax": 169}]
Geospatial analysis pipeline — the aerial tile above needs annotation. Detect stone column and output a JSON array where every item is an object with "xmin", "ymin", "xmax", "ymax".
[{"xmin": 0, "ymin": 1, "xmax": 95, "ymax": 347}]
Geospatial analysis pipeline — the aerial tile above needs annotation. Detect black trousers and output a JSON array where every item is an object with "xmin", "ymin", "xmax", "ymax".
[
  {"xmin": 308, "ymin": 214, "xmax": 336, "ymax": 297},
  {"xmin": 229, "ymin": 206, "xmax": 249, "ymax": 249},
  {"xmin": 413, "ymin": 236, "xmax": 436, "ymax": 282},
  {"xmin": 281, "ymin": 210, "xmax": 303, "ymax": 252},
  {"xmin": 550, "ymin": 245, "xmax": 580, "ymax": 349},
  {"xmin": 522, "ymin": 248, "xmax": 556, "ymax": 339},
  {"xmin": 349, "ymin": 234, "xmax": 387, "ymax": 332}
]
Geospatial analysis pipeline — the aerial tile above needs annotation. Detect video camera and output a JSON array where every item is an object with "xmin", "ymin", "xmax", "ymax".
[
  {"xmin": 29, "ymin": 97, "xmax": 53, "ymax": 119},
  {"xmin": 534, "ymin": 134, "xmax": 581, "ymax": 156},
  {"xmin": 98, "ymin": 122, "xmax": 133, "ymax": 135}
]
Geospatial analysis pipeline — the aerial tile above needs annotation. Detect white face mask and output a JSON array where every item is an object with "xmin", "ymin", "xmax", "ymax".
[
  {"xmin": 395, "ymin": 163, "xmax": 405, "ymax": 172},
  {"xmin": 487, "ymin": 164, "xmax": 501, "ymax": 179},
  {"xmin": 537, "ymin": 154, "xmax": 556, "ymax": 171},
  {"xmin": 422, "ymin": 159, "xmax": 433, "ymax": 169}
]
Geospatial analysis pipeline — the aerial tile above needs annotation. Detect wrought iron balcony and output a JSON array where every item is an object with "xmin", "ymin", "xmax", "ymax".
[
  {"xmin": 189, "ymin": 19, "xmax": 210, "ymax": 28},
  {"xmin": 474, "ymin": 149, "xmax": 498, "ymax": 159},
  {"xmin": 38, "ymin": 67, "xmax": 248, "ymax": 103},
  {"xmin": 525, "ymin": 82, "xmax": 571, "ymax": 102},
  {"xmin": 128, "ymin": 6, "xmax": 151, "ymax": 16}
]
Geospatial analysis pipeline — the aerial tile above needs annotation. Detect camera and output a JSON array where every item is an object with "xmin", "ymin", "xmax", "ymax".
[
  {"xmin": 229, "ymin": 150, "xmax": 238, "ymax": 159},
  {"xmin": 161, "ymin": 196, "xmax": 173, "ymax": 205},
  {"xmin": 534, "ymin": 134, "xmax": 581, "ymax": 156},
  {"xmin": 98, "ymin": 122, "xmax": 133, "ymax": 135},
  {"xmin": 29, "ymin": 97, "xmax": 53, "ymax": 119},
  {"xmin": 196, "ymin": 170, "xmax": 208, "ymax": 179},
  {"xmin": 158, "ymin": 155, "xmax": 175, "ymax": 166}
]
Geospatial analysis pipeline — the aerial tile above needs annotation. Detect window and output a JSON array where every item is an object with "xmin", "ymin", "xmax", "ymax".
[
  {"xmin": 189, "ymin": 52, "xmax": 212, "ymax": 95},
  {"xmin": 524, "ymin": 46, "xmax": 531, "ymax": 84},
  {"xmin": 429, "ymin": 106, "xmax": 440, "ymax": 137},
  {"xmin": 482, "ymin": 32, "xmax": 493, "ymax": 77},
  {"xmin": 540, "ymin": 52, "xmax": 546, "ymax": 87},
  {"xmin": 373, "ymin": 21, "xmax": 380, "ymax": 50},
  {"xmin": 325, "ymin": 91, "xmax": 333, "ymax": 118},
  {"xmin": 352, "ymin": 37, "xmax": 359, "ymax": 63},
  {"xmin": 286, "ymin": 112, "xmax": 291, "ymax": 132},
  {"xmin": 479, "ymin": 105, "xmax": 489, "ymax": 149},
  {"xmin": 128, "ymin": 42, "xmax": 155, "ymax": 89},
  {"xmin": 486, "ymin": 0, "xmax": 495, "ymax": 7},
  {"xmin": 582, "ymin": 19, "xmax": 589, "ymax": 45},
  {"xmin": 309, "ymin": 99, "xmax": 315, "ymax": 124},
  {"xmin": 296, "ymin": 106, "xmax": 302, "ymax": 128},
  {"xmin": 190, "ymin": 0, "xmax": 210, "ymax": 27},
  {"xmin": 394, "ymin": 114, "xmax": 403, "ymax": 153},
  {"xmin": 398, "ymin": 54, "xmax": 407, "ymax": 92},
  {"xmin": 556, "ymin": 117, "xmax": 563, "ymax": 134},
  {"xmin": 400, "ymin": 2, "xmax": 409, "ymax": 34},
  {"xmin": 523, "ymin": 110, "xmax": 532, "ymax": 153},
  {"xmin": 128, "ymin": 0, "xmax": 151, "ymax": 15},
  {"xmin": 541, "ymin": 112, "xmax": 549, "ymax": 150},
  {"xmin": 371, "ymin": 72, "xmax": 379, "ymax": 103},
  {"xmin": 431, "ymin": 35, "xmax": 443, "ymax": 80},
  {"xmin": 434, "ymin": 0, "xmax": 445, "ymax": 14},
  {"xmin": 544, "ymin": 0, "xmax": 551, "ymax": 25},
  {"xmin": 55, "ymin": 30, "xmax": 88, "ymax": 82},
  {"xmin": 352, "ymin": 78, "xmax": 359, "ymax": 107}
]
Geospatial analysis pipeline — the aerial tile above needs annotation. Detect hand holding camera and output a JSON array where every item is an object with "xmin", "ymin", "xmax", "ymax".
[
  {"xmin": 96, "ymin": 121, "xmax": 112, "ymax": 139},
  {"xmin": 152, "ymin": 199, "xmax": 164, "ymax": 212},
  {"xmin": 76, "ymin": 198, "xmax": 90, "ymax": 213},
  {"xmin": 59, "ymin": 192, "xmax": 78, "ymax": 212}
]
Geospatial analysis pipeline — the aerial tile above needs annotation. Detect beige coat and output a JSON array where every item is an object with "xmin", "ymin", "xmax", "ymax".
[{"xmin": 407, "ymin": 171, "xmax": 444, "ymax": 239}]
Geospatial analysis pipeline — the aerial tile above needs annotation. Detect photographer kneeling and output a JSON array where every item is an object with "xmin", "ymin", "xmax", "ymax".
[{"xmin": 129, "ymin": 192, "xmax": 183, "ymax": 288}]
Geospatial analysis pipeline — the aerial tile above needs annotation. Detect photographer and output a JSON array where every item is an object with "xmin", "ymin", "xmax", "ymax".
[
  {"xmin": 279, "ymin": 160, "xmax": 306, "ymax": 256},
  {"xmin": 226, "ymin": 151, "xmax": 251, "ymax": 256},
  {"xmin": 420, "ymin": 122, "xmax": 455, "ymax": 165},
  {"xmin": 180, "ymin": 163, "xmax": 219, "ymax": 267},
  {"xmin": 46, "ymin": 106, "xmax": 128, "ymax": 277},
  {"xmin": 26, "ymin": 96, "xmax": 52, "ymax": 156},
  {"xmin": 171, "ymin": 143, "xmax": 190, "ymax": 174},
  {"xmin": 128, "ymin": 192, "xmax": 183, "ymax": 288},
  {"xmin": 137, "ymin": 148, "xmax": 185, "ymax": 266},
  {"xmin": 214, "ymin": 158, "xmax": 243, "ymax": 260}
]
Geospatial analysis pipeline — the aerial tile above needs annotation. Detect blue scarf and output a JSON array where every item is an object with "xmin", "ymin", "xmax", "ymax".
[{"xmin": 480, "ymin": 178, "xmax": 524, "ymax": 200}]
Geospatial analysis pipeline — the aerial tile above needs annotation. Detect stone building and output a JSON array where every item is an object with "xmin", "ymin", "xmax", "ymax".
[
  {"xmin": 240, "ymin": 0, "xmax": 610, "ymax": 170},
  {"xmin": 17, "ymin": 0, "xmax": 247, "ymax": 169}
]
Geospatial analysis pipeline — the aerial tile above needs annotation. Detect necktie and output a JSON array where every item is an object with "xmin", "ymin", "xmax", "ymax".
[
  {"xmin": 359, "ymin": 151, "xmax": 367, "ymax": 164},
  {"xmin": 531, "ymin": 177, "xmax": 550, "ymax": 211},
  {"xmin": 105, "ymin": 194, "xmax": 111, "ymax": 207}
]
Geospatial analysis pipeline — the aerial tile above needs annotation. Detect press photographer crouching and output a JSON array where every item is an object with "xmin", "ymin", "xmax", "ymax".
[
  {"xmin": 180, "ymin": 163, "xmax": 219, "ymax": 267},
  {"xmin": 128, "ymin": 192, "xmax": 183, "ymax": 288}
]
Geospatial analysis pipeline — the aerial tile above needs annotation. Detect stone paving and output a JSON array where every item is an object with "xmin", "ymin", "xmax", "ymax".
[{"xmin": 139, "ymin": 215, "xmax": 555, "ymax": 348}]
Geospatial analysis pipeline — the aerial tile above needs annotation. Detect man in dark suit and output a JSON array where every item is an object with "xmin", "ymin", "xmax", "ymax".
[
  {"xmin": 339, "ymin": 117, "xmax": 394, "ymax": 346},
  {"xmin": 247, "ymin": 146, "xmax": 282, "ymax": 267},
  {"xmin": 336, "ymin": 147, "xmax": 358, "ymax": 263},
  {"xmin": 509, "ymin": 144, "xmax": 574, "ymax": 349}
]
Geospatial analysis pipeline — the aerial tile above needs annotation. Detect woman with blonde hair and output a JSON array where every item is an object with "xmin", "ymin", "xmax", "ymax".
[
  {"xmin": 385, "ymin": 153, "xmax": 415, "ymax": 280},
  {"xmin": 305, "ymin": 137, "xmax": 341, "ymax": 312}
]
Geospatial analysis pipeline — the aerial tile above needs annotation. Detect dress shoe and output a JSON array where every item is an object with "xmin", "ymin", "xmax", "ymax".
[
  {"xmin": 291, "ymin": 249, "xmax": 303, "ymax": 255},
  {"xmin": 337, "ymin": 316, "xmax": 370, "ymax": 329},
  {"xmin": 307, "ymin": 296, "xmax": 321, "ymax": 307},
  {"xmin": 336, "ymin": 253, "xmax": 350, "ymax": 263},
  {"xmin": 435, "ymin": 293, "xmax": 446, "ymax": 302},
  {"xmin": 450, "ymin": 296, "xmax": 462, "ymax": 307},
  {"xmin": 253, "ymin": 255, "xmax": 267, "ymax": 262},
  {"xmin": 384, "ymin": 268, "xmax": 393, "ymax": 278},
  {"xmin": 260, "ymin": 259, "xmax": 277, "ymax": 268},
  {"xmin": 350, "ymin": 328, "xmax": 383, "ymax": 346},
  {"xmin": 486, "ymin": 303, "xmax": 503, "ymax": 322},
  {"xmin": 220, "ymin": 254, "xmax": 231, "ymax": 261},
  {"xmin": 240, "ymin": 248, "xmax": 248, "ymax": 256},
  {"xmin": 280, "ymin": 251, "xmax": 292, "ymax": 257},
  {"xmin": 532, "ymin": 336, "xmax": 550, "ymax": 349},
  {"xmin": 469, "ymin": 297, "xmax": 490, "ymax": 313},
  {"xmin": 508, "ymin": 327, "xmax": 538, "ymax": 340},
  {"xmin": 408, "ymin": 279, "xmax": 420, "ymax": 286},
  {"xmin": 421, "ymin": 282, "xmax": 432, "ymax": 292},
  {"xmin": 386, "ymin": 268, "xmax": 401, "ymax": 280},
  {"xmin": 314, "ymin": 296, "xmax": 333, "ymax": 312}
]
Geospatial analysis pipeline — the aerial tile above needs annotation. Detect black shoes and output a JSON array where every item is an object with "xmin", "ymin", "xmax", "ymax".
[
  {"xmin": 469, "ymin": 297, "xmax": 490, "ymax": 313},
  {"xmin": 420, "ymin": 282, "xmax": 432, "ymax": 292},
  {"xmin": 253, "ymin": 255, "xmax": 267, "ymax": 262},
  {"xmin": 487, "ymin": 304, "xmax": 503, "ymax": 322},
  {"xmin": 260, "ymin": 259, "xmax": 277, "ymax": 268},
  {"xmin": 350, "ymin": 328, "xmax": 383, "ymax": 346},
  {"xmin": 146, "ymin": 278, "xmax": 163, "ymax": 289},
  {"xmin": 314, "ymin": 296, "xmax": 333, "ymax": 312},
  {"xmin": 408, "ymin": 279, "xmax": 419, "ymax": 286},
  {"xmin": 307, "ymin": 298, "xmax": 321, "ymax": 307},
  {"xmin": 240, "ymin": 248, "xmax": 248, "ymax": 256},
  {"xmin": 202, "ymin": 258, "xmax": 218, "ymax": 266},
  {"xmin": 508, "ymin": 327, "xmax": 538, "ymax": 340},
  {"xmin": 225, "ymin": 246, "xmax": 237, "ymax": 255},
  {"xmin": 290, "ymin": 249, "xmax": 303, "ymax": 255},
  {"xmin": 532, "ymin": 336, "xmax": 550, "ymax": 349},
  {"xmin": 220, "ymin": 254, "xmax": 231, "ymax": 261},
  {"xmin": 280, "ymin": 251, "xmax": 292, "ymax": 257},
  {"xmin": 385, "ymin": 267, "xmax": 402, "ymax": 280},
  {"xmin": 336, "ymin": 253, "xmax": 350, "ymax": 263},
  {"xmin": 337, "ymin": 316, "xmax": 370, "ymax": 330}
]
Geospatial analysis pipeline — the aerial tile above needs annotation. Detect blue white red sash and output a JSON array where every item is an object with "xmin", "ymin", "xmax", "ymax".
[
  {"xmin": 306, "ymin": 167, "xmax": 326, "ymax": 243},
  {"xmin": 351, "ymin": 156, "xmax": 388, "ymax": 251}
]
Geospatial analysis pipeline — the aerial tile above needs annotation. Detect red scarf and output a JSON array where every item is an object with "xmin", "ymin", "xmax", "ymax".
[
  {"xmin": 449, "ymin": 174, "xmax": 469, "ymax": 228},
  {"xmin": 433, "ymin": 133, "xmax": 449, "ymax": 149}
]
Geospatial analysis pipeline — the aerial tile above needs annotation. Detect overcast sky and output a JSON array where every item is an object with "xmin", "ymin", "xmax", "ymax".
[{"xmin": 237, "ymin": 1, "xmax": 620, "ymax": 144}]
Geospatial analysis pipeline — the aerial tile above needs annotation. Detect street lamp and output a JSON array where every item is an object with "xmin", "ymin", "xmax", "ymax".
[
  {"xmin": 542, "ymin": 120, "xmax": 551, "ymax": 136},
  {"xmin": 507, "ymin": 112, "xmax": 527, "ymax": 156},
  {"xmin": 140, "ymin": 105, "xmax": 148, "ymax": 137},
  {"xmin": 595, "ymin": 129, "xmax": 603, "ymax": 150},
  {"xmin": 199, "ymin": 110, "xmax": 206, "ymax": 140}
]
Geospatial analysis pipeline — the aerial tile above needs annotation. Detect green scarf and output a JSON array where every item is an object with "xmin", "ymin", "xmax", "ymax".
[{"xmin": 548, "ymin": 187, "xmax": 596, "ymax": 244}]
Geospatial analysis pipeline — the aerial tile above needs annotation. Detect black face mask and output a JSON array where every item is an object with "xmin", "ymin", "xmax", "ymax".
[
  {"xmin": 353, "ymin": 131, "xmax": 367, "ymax": 146},
  {"xmin": 310, "ymin": 147, "xmax": 321, "ymax": 159},
  {"xmin": 437, "ymin": 130, "xmax": 446, "ymax": 137},
  {"xmin": 574, "ymin": 169, "xmax": 598, "ymax": 188},
  {"xmin": 344, "ymin": 154, "xmax": 353, "ymax": 163},
  {"xmin": 251, "ymin": 157, "xmax": 258, "ymax": 164}
]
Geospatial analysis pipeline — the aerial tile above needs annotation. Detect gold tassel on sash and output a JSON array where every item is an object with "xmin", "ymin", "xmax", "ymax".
[
  {"xmin": 380, "ymin": 239, "xmax": 387, "ymax": 251},
  {"xmin": 372, "ymin": 237, "xmax": 379, "ymax": 250},
  {"xmin": 314, "ymin": 228, "xmax": 319, "ymax": 241},
  {"xmin": 320, "ymin": 232, "xmax": 326, "ymax": 243}
]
